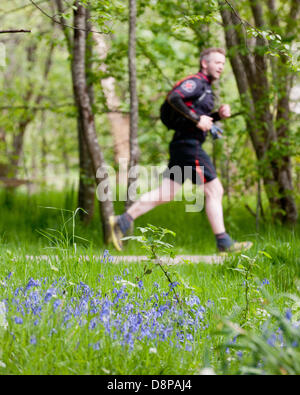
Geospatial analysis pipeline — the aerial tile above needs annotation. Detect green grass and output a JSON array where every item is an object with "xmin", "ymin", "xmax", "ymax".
[
  {"xmin": 1, "ymin": 187, "xmax": 297, "ymax": 256},
  {"xmin": 0, "ymin": 188, "xmax": 299, "ymax": 374}
]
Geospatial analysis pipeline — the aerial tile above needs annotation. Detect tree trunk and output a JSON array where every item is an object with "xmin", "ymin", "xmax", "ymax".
[
  {"xmin": 55, "ymin": 0, "xmax": 96, "ymax": 224},
  {"xmin": 8, "ymin": 40, "xmax": 55, "ymax": 179},
  {"xmin": 72, "ymin": 2, "xmax": 115, "ymax": 242},
  {"xmin": 219, "ymin": 0, "xmax": 298, "ymax": 224},
  {"xmin": 77, "ymin": 8, "xmax": 96, "ymax": 224},
  {"xmin": 0, "ymin": 127, "xmax": 8, "ymax": 178},
  {"xmin": 126, "ymin": 0, "xmax": 140, "ymax": 209},
  {"xmin": 78, "ymin": 114, "xmax": 95, "ymax": 224},
  {"xmin": 93, "ymin": 34, "xmax": 130, "ymax": 185}
]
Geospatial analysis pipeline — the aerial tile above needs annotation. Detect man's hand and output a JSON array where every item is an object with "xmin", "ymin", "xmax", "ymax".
[
  {"xmin": 218, "ymin": 104, "xmax": 231, "ymax": 119},
  {"xmin": 196, "ymin": 115, "xmax": 213, "ymax": 132}
]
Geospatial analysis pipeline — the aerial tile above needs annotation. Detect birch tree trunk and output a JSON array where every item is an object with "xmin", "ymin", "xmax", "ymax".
[
  {"xmin": 55, "ymin": 0, "xmax": 95, "ymax": 224},
  {"xmin": 126, "ymin": 0, "xmax": 140, "ymax": 209},
  {"xmin": 77, "ymin": 8, "xmax": 96, "ymax": 224},
  {"xmin": 92, "ymin": 34, "xmax": 130, "ymax": 185},
  {"xmin": 72, "ymin": 2, "xmax": 115, "ymax": 242}
]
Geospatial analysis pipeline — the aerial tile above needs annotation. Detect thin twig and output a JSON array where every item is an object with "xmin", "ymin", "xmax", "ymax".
[
  {"xmin": 224, "ymin": 0, "xmax": 258, "ymax": 32},
  {"xmin": 0, "ymin": 104, "xmax": 74, "ymax": 111},
  {"xmin": 29, "ymin": 0, "xmax": 106, "ymax": 35},
  {"xmin": 0, "ymin": 105, "xmax": 130, "ymax": 114},
  {"xmin": 245, "ymin": 204, "xmax": 256, "ymax": 218},
  {"xmin": 0, "ymin": 0, "xmax": 48, "ymax": 18},
  {"xmin": 151, "ymin": 246, "xmax": 182, "ymax": 306},
  {"xmin": 0, "ymin": 30, "xmax": 31, "ymax": 34}
]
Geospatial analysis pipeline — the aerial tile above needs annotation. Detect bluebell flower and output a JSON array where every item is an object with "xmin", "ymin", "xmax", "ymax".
[
  {"xmin": 32, "ymin": 305, "xmax": 42, "ymax": 317},
  {"xmin": 206, "ymin": 299, "xmax": 214, "ymax": 308},
  {"xmin": 3, "ymin": 274, "xmax": 214, "ymax": 354},
  {"xmin": 14, "ymin": 316, "xmax": 23, "ymax": 325},
  {"xmin": 14, "ymin": 287, "xmax": 23, "ymax": 297},
  {"xmin": 17, "ymin": 305, "xmax": 25, "ymax": 316},
  {"xmin": 44, "ymin": 288, "xmax": 56, "ymax": 302},
  {"xmin": 267, "ymin": 333, "xmax": 276, "ymax": 347},
  {"xmin": 186, "ymin": 333, "xmax": 193, "ymax": 341},
  {"xmin": 186, "ymin": 296, "xmax": 201, "ymax": 307},
  {"xmin": 5, "ymin": 272, "xmax": 12, "ymax": 280},
  {"xmin": 49, "ymin": 328, "xmax": 57, "ymax": 336},
  {"xmin": 285, "ymin": 309, "xmax": 292, "ymax": 321},
  {"xmin": 176, "ymin": 331, "xmax": 185, "ymax": 342},
  {"xmin": 169, "ymin": 281, "xmax": 180, "ymax": 290},
  {"xmin": 89, "ymin": 318, "xmax": 97, "ymax": 330},
  {"xmin": 93, "ymin": 342, "xmax": 100, "ymax": 350},
  {"xmin": 26, "ymin": 278, "xmax": 41, "ymax": 292},
  {"xmin": 97, "ymin": 274, "xmax": 104, "ymax": 282},
  {"xmin": 30, "ymin": 336, "xmax": 37, "ymax": 345},
  {"xmin": 53, "ymin": 299, "xmax": 62, "ymax": 312},
  {"xmin": 101, "ymin": 249, "xmax": 110, "ymax": 263}
]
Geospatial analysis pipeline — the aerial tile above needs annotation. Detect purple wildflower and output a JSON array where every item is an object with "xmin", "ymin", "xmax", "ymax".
[
  {"xmin": 53, "ymin": 299, "xmax": 62, "ymax": 312},
  {"xmin": 169, "ymin": 281, "xmax": 180, "ymax": 290},
  {"xmin": 285, "ymin": 309, "xmax": 292, "ymax": 321},
  {"xmin": 26, "ymin": 278, "xmax": 41, "ymax": 291},
  {"xmin": 14, "ymin": 316, "xmax": 23, "ymax": 325},
  {"xmin": 44, "ymin": 288, "xmax": 56, "ymax": 302},
  {"xmin": 267, "ymin": 333, "xmax": 276, "ymax": 347}
]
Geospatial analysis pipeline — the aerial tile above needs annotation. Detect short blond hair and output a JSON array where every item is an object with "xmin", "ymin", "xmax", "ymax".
[{"xmin": 200, "ymin": 48, "xmax": 226, "ymax": 69}]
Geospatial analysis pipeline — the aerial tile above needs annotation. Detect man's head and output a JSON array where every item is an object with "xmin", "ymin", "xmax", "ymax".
[{"xmin": 199, "ymin": 48, "xmax": 226, "ymax": 81}]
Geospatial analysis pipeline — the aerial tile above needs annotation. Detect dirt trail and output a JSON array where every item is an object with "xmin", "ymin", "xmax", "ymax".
[{"xmin": 25, "ymin": 254, "xmax": 225, "ymax": 265}]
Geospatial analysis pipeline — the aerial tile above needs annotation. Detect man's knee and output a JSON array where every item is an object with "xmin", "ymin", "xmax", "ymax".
[
  {"xmin": 204, "ymin": 178, "xmax": 224, "ymax": 199},
  {"xmin": 157, "ymin": 179, "xmax": 181, "ymax": 203}
]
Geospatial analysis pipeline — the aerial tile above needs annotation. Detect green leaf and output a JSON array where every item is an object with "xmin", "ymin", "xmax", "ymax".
[{"xmin": 258, "ymin": 251, "xmax": 272, "ymax": 259}]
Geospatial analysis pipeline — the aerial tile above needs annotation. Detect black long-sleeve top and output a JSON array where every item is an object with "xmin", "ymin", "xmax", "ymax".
[{"xmin": 160, "ymin": 71, "xmax": 220, "ymax": 143}]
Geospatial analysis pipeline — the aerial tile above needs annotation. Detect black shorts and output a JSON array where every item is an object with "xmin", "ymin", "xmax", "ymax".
[{"xmin": 163, "ymin": 139, "xmax": 217, "ymax": 185}]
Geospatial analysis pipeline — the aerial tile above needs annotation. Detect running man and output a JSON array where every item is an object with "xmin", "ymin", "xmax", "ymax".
[{"xmin": 109, "ymin": 48, "xmax": 252, "ymax": 253}]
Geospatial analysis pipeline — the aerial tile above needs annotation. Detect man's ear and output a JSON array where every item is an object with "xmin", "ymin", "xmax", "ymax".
[{"xmin": 201, "ymin": 59, "xmax": 208, "ymax": 71}]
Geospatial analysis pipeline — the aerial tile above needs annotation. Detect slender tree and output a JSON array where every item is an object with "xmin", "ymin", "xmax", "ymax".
[
  {"xmin": 71, "ymin": 1, "xmax": 115, "ymax": 242},
  {"xmin": 126, "ymin": 0, "xmax": 140, "ymax": 209},
  {"xmin": 93, "ymin": 33, "xmax": 130, "ymax": 185},
  {"xmin": 55, "ymin": 0, "xmax": 95, "ymax": 224},
  {"xmin": 0, "ymin": 36, "xmax": 55, "ymax": 180},
  {"xmin": 219, "ymin": 0, "xmax": 299, "ymax": 224}
]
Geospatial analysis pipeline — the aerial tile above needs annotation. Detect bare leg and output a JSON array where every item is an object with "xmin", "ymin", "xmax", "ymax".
[
  {"xmin": 127, "ymin": 178, "xmax": 182, "ymax": 220},
  {"xmin": 204, "ymin": 178, "xmax": 226, "ymax": 234}
]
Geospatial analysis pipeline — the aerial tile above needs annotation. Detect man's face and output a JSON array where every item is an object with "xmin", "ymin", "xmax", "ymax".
[{"xmin": 202, "ymin": 52, "xmax": 226, "ymax": 81}]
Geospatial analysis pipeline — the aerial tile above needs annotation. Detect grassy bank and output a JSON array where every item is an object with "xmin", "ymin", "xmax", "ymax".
[{"xmin": 0, "ymin": 189, "xmax": 299, "ymax": 374}]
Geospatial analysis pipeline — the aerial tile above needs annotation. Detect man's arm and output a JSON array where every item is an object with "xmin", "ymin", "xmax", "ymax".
[
  {"xmin": 167, "ymin": 77, "xmax": 205, "ymax": 124},
  {"xmin": 210, "ymin": 111, "xmax": 221, "ymax": 122},
  {"xmin": 211, "ymin": 104, "xmax": 231, "ymax": 122},
  {"xmin": 167, "ymin": 90, "xmax": 200, "ymax": 123}
]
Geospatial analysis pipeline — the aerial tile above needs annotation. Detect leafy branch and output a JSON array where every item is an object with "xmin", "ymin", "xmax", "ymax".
[{"xmin": 123, "ymin": 224, "xmax": 182, "ymax": 305}]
